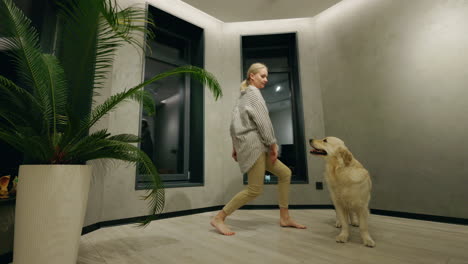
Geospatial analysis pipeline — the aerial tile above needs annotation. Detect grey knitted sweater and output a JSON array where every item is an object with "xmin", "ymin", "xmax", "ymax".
[{"xmin": 230, "ymin": 85, "xmax": 277, "ymax": 173}]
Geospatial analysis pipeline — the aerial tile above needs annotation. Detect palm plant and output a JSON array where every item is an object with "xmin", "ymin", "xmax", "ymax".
[{"xmin": 0, "ymin": 0, "xmax": 222, "ymax": 225}]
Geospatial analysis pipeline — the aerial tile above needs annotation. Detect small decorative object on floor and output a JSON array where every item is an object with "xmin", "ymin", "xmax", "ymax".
[{"xmin": 0, "ymin": 175, "xmax": 11, "ymax": 199}]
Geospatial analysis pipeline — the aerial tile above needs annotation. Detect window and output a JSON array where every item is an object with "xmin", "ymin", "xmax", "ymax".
[
  {"xmin": 242, "ymin": 33, "xmax": 308, "ymax": 183},
  {"xmin": 136, "ymin": 6, "xmax": 205, "ymax": 188}
]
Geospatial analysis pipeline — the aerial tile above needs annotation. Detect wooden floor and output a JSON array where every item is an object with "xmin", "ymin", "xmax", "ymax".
[{"xmin": 78, "ymin": 209, "xmax": 468, "ymax": 264}]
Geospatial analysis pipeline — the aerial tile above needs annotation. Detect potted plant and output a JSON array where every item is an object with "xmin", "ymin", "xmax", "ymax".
[{"xmin": 0, "ymin": 0, "xmax": 222, "ymax": 263}]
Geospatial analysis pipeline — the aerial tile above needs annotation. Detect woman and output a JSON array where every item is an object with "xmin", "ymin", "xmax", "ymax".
[{"xmin": 211, "ymin": 63, "xmax": 306, "ymax": 236}]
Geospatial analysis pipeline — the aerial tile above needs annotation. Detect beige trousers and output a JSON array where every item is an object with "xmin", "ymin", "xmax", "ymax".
[{"xmin": 223, "ymin": 152, "xmax": 292, "ymax": 215}]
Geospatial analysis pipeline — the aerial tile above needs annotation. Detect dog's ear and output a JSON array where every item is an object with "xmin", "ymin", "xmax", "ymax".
[{"xmin": 337, "ymin": 147, "xmax": 353, "ymax": 166}]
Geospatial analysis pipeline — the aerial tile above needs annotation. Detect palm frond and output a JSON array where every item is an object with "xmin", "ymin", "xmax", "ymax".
[
  {"xmin": 94, "ymin": 1, "xmax": 153, "ymax": 90},
  {"xmin": 122, "ymin": 143, "xmax": 164, "ymax": 227},
  {"xmin": 0, "ymin": 0, "xmax": 52, "ymax": 132},
  {"xmin": 72, "ymin": 65, "xmax": 221, "ymax": 146},
  {"xmin": 0, "ymin": 75, "xmax": 44, "ymax": 135},
  {"xmin": 63, "ymin": 130, "xmax": 139, "ymax": 163},
  {"xmin": 142, "ymin": 66, "xmax": 223, "ymax": 100},
  {"xmin": 67, "ymin": 87, "xmax": 148, "ymax": 147},
  {"xmin": 0, "ymin": 0, "xmax": 43, "ymax": 89},
  {"xmin": 0, "ymin": 126, "xmax": 51, "ymax": 164},
  {"xmin": 0, "ymin": 129, "xmax": 23, "ymax": 153},
  {"xmin": 108, "ymin": 133, "xmax": 140, "ymax": 143},
  {"xmin": 101, "ymin": 0, "xmax": 154, "ymax": 49},
  {"xmin": 62, "ymin": 129, "xmax": 112, "ymax": 164},
  {"xmin": 20, "ymin": 133, "xmax": 53, "ymax": 163},
  {"xmin": 64, "ymin": 134, "xmax": 165, "ymax": 225},
  {"xmin": 0, "ymin": 75, "xmax": 40, "ymax": 110},
  {"xmin": 56, "ymin": 0, "xmax": 101, "ymax": 126},
  {"xmin": 42, "ymin": 54, "xmax": 68, "ymax": 138},
  {"xmin": 130, "ymin": 89, "xmax": 155, "ymax": 116}
]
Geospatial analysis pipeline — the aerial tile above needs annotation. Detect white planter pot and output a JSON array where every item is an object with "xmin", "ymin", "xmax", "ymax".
[{"xmin": 13, "ymin": 165, "xmax": 92, "ymax": 264}]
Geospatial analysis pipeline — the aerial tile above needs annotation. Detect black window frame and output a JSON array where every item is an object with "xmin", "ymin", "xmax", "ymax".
[
  {"xmin": 135, "ymin": 5, "xmax": 205, "ymax": 189},
  {"xmin": 241, "ymin": 33, "xmax": 308, "ymax": 184}
]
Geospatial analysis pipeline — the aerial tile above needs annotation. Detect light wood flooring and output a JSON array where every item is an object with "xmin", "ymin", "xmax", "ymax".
[{"xmin": 78, "ymin": 209, "xmax": 468, "ymax": 264}]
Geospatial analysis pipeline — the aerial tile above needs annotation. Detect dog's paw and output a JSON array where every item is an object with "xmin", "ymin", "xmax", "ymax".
[
  {"xmin": 335, "ymin": 220, "xmax": 342, "ymax": 228},
  {"xmin": 350, "ymin": 220, "xmax": 359, "ymax": 227},
  {"xmin": 363, "ymin": 237, "xmax": 376, "ymax": 248},
  {"xmin": 336, "ymin": 233, "xmax": 349, "ymax": 243}
]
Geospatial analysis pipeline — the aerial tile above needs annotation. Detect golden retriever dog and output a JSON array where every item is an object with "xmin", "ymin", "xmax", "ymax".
[{"xmin": 309, "ymin": 137, "xmax": 375, "ymax": 247}]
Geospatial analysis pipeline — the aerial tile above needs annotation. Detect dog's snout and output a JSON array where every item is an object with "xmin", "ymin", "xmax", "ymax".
[{"xmin": 309, "ymin": 139, "xmax": 315, "ymax": 147}]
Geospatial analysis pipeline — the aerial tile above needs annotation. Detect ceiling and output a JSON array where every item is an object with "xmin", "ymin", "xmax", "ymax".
[{"xmin": 180, "ymin": 0, "xmax": 342, "ymax": 22}]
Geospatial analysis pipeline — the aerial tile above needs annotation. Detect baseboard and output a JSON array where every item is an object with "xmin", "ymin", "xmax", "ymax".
[
  {"xmin": 82, "ymin": 205, "xmax": 224, "ymax": 235},
  {"xmin": 241, "ymin": 205, "xmax": 467, "ymax": 225},
  {"xmin": 241, "ymin": 204, "xmax": 334, "ymax": 210},
  {"xmin": 370, "ymin": 209, "xmax": 468, "ymax": 225}
]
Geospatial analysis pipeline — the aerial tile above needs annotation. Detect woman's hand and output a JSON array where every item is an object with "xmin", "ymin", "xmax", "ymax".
[
  {"xmin": 269, "ymin": 144, "xmax": 278, "ymax": 164},
  {"xmin": 232, "ymin": 148, "xmax": 238, "ymax": 162}
]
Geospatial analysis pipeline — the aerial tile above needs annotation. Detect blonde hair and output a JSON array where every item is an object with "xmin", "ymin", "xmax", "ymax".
[{"xmin": 240, "ymin": 63, "xmax": 267, "ymax": 91}]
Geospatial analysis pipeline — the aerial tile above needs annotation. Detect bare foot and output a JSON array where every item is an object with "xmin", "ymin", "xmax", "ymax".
[
  {"xmin": 211, "ymin": 217, "xmax": 235, "ymax": 236},
  {"xmin": 280, "ymin": 217, "xmax": 307, "ymax": 229}
]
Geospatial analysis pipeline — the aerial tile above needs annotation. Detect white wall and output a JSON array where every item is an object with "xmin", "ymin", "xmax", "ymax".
[{"xmin": 313, "ymin": 0, "xmax": 468, "ymax": 218}]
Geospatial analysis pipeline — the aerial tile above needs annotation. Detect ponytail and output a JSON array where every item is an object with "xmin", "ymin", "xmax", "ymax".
[{"xmin": 240, "ymin": 80, "xmax": 249, "ymax": 91}]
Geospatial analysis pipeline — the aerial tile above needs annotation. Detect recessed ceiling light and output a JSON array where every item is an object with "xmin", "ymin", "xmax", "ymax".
[{"xmin": 276, "ymin": 86, "xmax": 281, "ymax": 92}]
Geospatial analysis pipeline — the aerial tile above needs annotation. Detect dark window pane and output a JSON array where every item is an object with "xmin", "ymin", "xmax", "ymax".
[
  {"xmin": 146, "ymin": 32, "xmax": 187, "ymax": 64},
  {"xmin": 245, "ymin": 56, "xmax": 289, "ymax": 70},
  {"xmin": 260, "ymin": 72, "xmax": 295, "ymax": 179},
  {"xmin": 142, "ymin": 59, "xmax": 185, "ymax": 176},
  {"xmin": 137, "ymin": 5, "xmax": 205, "ymax": 187},
  {"xmin": 242, "ymin": 33, "xmax": 307, "ymax": 184}
]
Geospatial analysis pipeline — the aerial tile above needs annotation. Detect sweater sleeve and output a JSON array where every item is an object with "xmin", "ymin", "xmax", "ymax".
[{"xmin": 246, "ymin": 89, "xmax": 277, "ymax": 146}]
